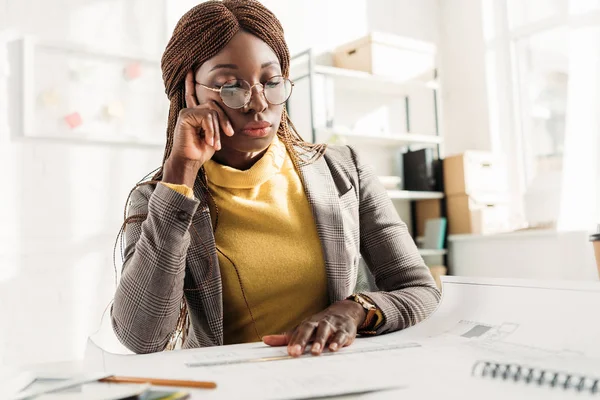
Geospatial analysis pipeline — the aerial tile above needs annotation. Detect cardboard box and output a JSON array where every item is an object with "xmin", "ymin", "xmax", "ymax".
[
  {"xmin": 443, "ymin": 151, "xmax": 508, "ymax": 197},
  {"xmin": 446, "ymin": 194, "xmax": 510, "ymax": 235},
  {"xmin": 593, "ymin": 241, "xmax": 600, "ymax": 279},
  {"xmin": 591, "ymin": 228, "xmax": 600, "ymax": 279},
  {"xmin": 333, "ymin": 32, "xmax": 436, "ymax": 80},
  {"xmin": 416, "ymin": 199, "xmax": 442, "ymax": 237}
]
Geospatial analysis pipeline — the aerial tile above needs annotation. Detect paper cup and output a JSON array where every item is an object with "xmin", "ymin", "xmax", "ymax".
[{"xmin": 591, "ymin": 225, "xmax": 600, "ymax": 278}]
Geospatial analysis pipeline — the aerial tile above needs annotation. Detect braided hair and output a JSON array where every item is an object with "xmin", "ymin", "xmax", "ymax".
[
  {"xmin": 158, "ymin": 0, "xmax": 324, "ymax": 178},
  {"xmin": 114, "ymin": 0, "xmax": 325, "ymax": 350}
]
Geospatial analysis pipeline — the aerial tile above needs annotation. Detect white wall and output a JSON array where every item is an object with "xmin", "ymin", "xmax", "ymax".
[
  {"xmin": 0, "ymin": 0, "xmax": 166, "ymax": 367},
  {"xmin": 263, "ymin": 0, "xmax": 439, "ymax": 55},
  {"xmin": 0, "ymin": 0, "xmax": 441, "ymax": 367}
]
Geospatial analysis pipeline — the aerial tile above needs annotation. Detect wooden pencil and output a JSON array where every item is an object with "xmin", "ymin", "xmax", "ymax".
[{"xmin": 99, "ymin": 375, "xmax": 217, "ymax": 389}]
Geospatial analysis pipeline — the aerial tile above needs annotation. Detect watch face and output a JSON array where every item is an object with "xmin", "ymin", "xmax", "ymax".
[{"xmin": 355, "ymin": 295, "xmax": 376, "ymax": 310}]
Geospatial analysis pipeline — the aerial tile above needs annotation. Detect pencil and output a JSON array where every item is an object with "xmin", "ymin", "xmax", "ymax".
[{"xmin": 99, "ymin": 375, "xmax": 217, "ymax": 389}]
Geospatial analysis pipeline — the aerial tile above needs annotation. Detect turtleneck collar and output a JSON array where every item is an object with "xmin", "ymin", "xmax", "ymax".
[{"xmin": 204, "ymin": 136, "xmax": 287, "ymax": 189}]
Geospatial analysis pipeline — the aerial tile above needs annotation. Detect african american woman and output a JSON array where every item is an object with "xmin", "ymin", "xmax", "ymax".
[{"xmin": 111, "ymin": 0, "xmax": 441, "ymax": 357}]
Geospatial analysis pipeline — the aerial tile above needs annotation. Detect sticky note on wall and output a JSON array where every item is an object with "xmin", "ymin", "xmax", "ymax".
[
  {"xmin": 64, "ymin": 112, "xmax": 83, "ymax": 129},
  {"xmin": 124, "ymin": 62, "xmax": 142, "ymax": 80},
  {"xmin": 39, "ymin": 89, "xmax": 61, "ymax": 108},
  {"xmin": 104, "ymin": 101, "xmax": 125, "ymax": 119}
]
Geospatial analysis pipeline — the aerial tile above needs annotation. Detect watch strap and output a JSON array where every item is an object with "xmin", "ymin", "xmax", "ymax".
[{"xmin": 347, "ymin": 294, "xmax": 384, "ymax": 335}]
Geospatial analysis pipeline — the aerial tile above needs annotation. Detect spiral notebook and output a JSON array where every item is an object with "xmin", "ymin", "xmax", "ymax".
[{"xmin": 472, "ymin": 360, "xmax": 600, "ymax": 394}]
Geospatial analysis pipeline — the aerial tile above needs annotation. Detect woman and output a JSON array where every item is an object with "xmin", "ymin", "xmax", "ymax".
[{"xmin": 112, "ymin": 0, "xmax": 440, "ymax": 357}]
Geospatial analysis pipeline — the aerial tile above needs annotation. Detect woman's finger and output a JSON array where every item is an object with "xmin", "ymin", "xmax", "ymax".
[
  {"xmin": 201, "ymin": 112, "xmax": 215, "ymax": 146},
  {"xmin": 208, "ymin": 101, "xmax": 234, "ymax": 136},
  {"xmin": 311, "ymin": 320, "xmax": 334, "ymax": 356},
  {"xmin": 287, "ymin": 321, "xmax": 317, "ymax": 357},
  {"xmin": 262, "ymin": 333, "xmax": 291, "ymax": 347},
  {"xmin": 184, "ymin": 71, "xmax": 199, "ymax": 108},
  {"xmin": 328, "ymin": 330, "xmax": 351, "ymax": 352},
  {"xmin": 211, "ymin": 110, "xmax": 221, "ymax": 150}
]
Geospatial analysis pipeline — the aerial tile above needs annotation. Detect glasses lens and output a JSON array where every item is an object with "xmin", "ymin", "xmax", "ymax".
[
  {"xmin": 220, "ymin": 79, "xmax": 251, "ymax": 109},
  {"xmin": 263, "ymin": 76, "xmax": 292, "ymax": 105}
]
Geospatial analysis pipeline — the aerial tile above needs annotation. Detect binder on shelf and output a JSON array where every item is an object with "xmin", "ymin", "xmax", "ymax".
[
  {"xmin": 403, "ymin": 148, "xmax": 443, "ymax": 192},
  {"xmin": 472, "ymin": 360, "xmax": 599, "ymax": 394},
  {"xmin": 422, "ymin": 218, "xmax": 447, "ymax": 250}
]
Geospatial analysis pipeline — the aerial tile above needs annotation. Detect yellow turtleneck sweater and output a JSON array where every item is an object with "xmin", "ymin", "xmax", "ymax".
[{"xmin": 167, "ymin": 137, "xmax": 329, "ymax": 344}]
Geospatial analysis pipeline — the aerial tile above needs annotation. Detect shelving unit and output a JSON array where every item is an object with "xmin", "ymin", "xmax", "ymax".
[
  {"xmin": 289, "ymin": 48, "xmax": 441, "ymax": 153},
  {"xmin": 320, "ymin": 128, "xmax": 443, "ymax": 148},
  {"xmin": 418, "ymin": 249, "xmax": 448, "ymax": 257},
  {"xmin": 387, "ymin": 190, "xmax": 444, "ymax": 200},
  {"xmin": 289, "ymin": 47, "xmax": 447, "ymax": 266},
  {"xmin": 305, "ymin": 65, "xmax": 438, "ymax": 95}
]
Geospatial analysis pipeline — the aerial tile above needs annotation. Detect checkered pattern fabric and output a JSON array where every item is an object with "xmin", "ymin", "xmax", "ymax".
[{"xmin": 111, "ymin": 145, "xmax": 441, "ymax": 353}]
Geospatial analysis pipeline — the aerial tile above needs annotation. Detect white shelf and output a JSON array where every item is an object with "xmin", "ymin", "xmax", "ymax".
[
  {"xmin": 313, "ymin": 65, "xmax": 438, "ymax": 94},
  {"xmin": 322, "ymin": 129, "xmax": 443, "ymax": 148},
  {"xmin": 387, "ymin": 190, "xmax": 444, "ymax": 200},
  {"xmin": 418, "ymin": 249, "xmax": 448, "ymax": 257}
]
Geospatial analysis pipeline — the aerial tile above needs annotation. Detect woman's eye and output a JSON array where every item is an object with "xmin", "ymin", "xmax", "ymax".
[
  {"xmin": 222, "ymin": 80, "xmax": 242, "ymax": 89},
  {"xmin": 265, "ymin": 80, "xmax": 281, "ymax": 88}
]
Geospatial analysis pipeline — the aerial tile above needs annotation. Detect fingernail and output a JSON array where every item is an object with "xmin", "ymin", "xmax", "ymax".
[
  {"xmin": 330, "ymin": 343, "xmax": 338, "ymax": 351},
  {"xmin": 312, "ymin": 343, "xmax": 321, "ymax": 354},
  {"xmin": 293, "ymin": 344, "xmax": 302, "ymax": 356}
]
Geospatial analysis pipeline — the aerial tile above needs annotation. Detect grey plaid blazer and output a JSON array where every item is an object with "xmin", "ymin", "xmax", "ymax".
[{"xmin": 112, "ymin": 145, "xmax": 441, "ymax": 354}]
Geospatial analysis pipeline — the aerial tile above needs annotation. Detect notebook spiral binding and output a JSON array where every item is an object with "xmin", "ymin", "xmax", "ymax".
[{"xmin": 472, "ymin": 360, "xmax": 600, "ymax": 394}]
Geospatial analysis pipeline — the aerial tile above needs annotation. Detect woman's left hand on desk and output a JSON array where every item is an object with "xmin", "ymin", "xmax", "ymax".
[{"xmin": 262, "ymin": 300, "xmax": 367, "ymax": 357}]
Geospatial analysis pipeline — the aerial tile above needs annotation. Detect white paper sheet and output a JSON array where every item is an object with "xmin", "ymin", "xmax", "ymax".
[
  {"xmin": 358, "ymin": 276, "xmax": 600, "ymax": 398},
  {"xmin": 84, "ymin": 337, "xmax": 414, "ymax": 399},
  {"xmin": 79, "ymin": 276, "xmax": 600, "ymax": 399},
  {"xmin": 9, "ymin": 373, "xmax": 110, "ymax": 400}
]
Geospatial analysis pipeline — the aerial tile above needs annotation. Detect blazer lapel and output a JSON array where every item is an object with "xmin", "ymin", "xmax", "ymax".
[
  {"xmin": 184, "ymin": 179, "xmax": 224, "ymax": 346},
  {"xmin": 299, "ymin": 156, "xmax": 352, "ymax": 304}
]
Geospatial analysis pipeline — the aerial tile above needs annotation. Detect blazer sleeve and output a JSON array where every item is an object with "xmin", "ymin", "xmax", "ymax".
[
  {"xmin": 350, "ymin": 147, "xmax": 442, "ymax": 334},
  {"xmin": 111, "ymin": 183, "xmax": 200, "ymax": 354}
]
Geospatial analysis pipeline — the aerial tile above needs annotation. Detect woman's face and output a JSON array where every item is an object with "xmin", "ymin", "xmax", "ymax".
[{"xmin": 194, "ymin": 31, "xmax": 284, "ymax": 160}]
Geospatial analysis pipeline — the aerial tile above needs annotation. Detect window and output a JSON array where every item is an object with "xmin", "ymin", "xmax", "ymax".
[
  {"xmin": 514, "ymin": 27, "xmax": 568, "ymax": 184},
  {"xmin": 507, "ymin": 0, "xmax": 564, "ymax": 28},
  {"xmin": 484, "ymin": 0, "xmax": 600, "ymax": 229}
]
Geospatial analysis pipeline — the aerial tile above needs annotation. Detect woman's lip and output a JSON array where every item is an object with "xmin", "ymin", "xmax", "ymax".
[
  {"xmin": 243, "ymin": 121, "xmax": 271, "ymax": 130},
  {"xmin": 241, "ymin": 126, "xmax": 272, "ymax": 138}
]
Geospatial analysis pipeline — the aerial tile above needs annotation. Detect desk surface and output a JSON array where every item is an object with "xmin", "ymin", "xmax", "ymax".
[{"xmin": 10, "ymin": 276, "xmax": 600, "ymax": 400}]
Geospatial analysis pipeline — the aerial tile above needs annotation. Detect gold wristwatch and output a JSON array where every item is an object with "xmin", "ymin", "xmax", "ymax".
[{"xmin": 347, "ymin": 293, "xmax": 379, "ymax": 334}]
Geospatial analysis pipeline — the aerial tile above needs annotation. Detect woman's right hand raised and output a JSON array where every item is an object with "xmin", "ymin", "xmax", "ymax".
[{"xmin": 162, "ymin": 70, "xmax": 234, "ymax": 188}]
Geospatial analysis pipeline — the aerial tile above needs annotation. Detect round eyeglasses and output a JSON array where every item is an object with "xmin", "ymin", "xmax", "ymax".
[{"xmin": 197, "ymin": 75, "xmax": 294, "ymax": 109}]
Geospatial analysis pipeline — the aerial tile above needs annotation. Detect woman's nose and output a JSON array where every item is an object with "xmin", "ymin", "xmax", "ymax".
[{"xmin": 245, "ymin": 83, "xmax": 268, "ymax": 113}]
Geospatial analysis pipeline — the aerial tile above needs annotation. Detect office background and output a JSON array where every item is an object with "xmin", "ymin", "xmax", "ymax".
[{"xmin": 1, "ymin": 0, "xmax": 599, "ymax": 367}]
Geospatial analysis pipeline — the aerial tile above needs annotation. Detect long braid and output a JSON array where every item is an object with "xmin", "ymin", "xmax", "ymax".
[{"xmin": 115, "ymin": 0, "xmax": 326, "ymax": 349}]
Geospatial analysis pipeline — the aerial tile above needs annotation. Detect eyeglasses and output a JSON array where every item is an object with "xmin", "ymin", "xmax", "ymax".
[{"xmin": 196, "ymin": 75, "xmax": 294, "ymax": 109}]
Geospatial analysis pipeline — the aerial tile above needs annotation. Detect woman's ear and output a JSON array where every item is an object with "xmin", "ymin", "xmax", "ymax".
[{"xmin": 184, "ymin": 70, "xmax": 199, "ymax": 108}]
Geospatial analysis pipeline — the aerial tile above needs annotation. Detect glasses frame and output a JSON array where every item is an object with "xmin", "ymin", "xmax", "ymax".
[{"xmin": 196, "ymin": 75, "xmax": 295, "ymax": 110}]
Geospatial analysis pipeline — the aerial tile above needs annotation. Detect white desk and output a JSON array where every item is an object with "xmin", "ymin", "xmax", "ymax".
[{"xmin": 9, "ymin": 277, "xmax": 600, "ymax": 400}]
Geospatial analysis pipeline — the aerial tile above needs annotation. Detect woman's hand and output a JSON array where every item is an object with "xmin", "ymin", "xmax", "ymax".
[
  {"xmin": 162, "ymin": 70, "xmax": 234, "ymax": 187},
  {"xmin": 263, "ymin": 300, "xmax": 367, "ymax": 357}
]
